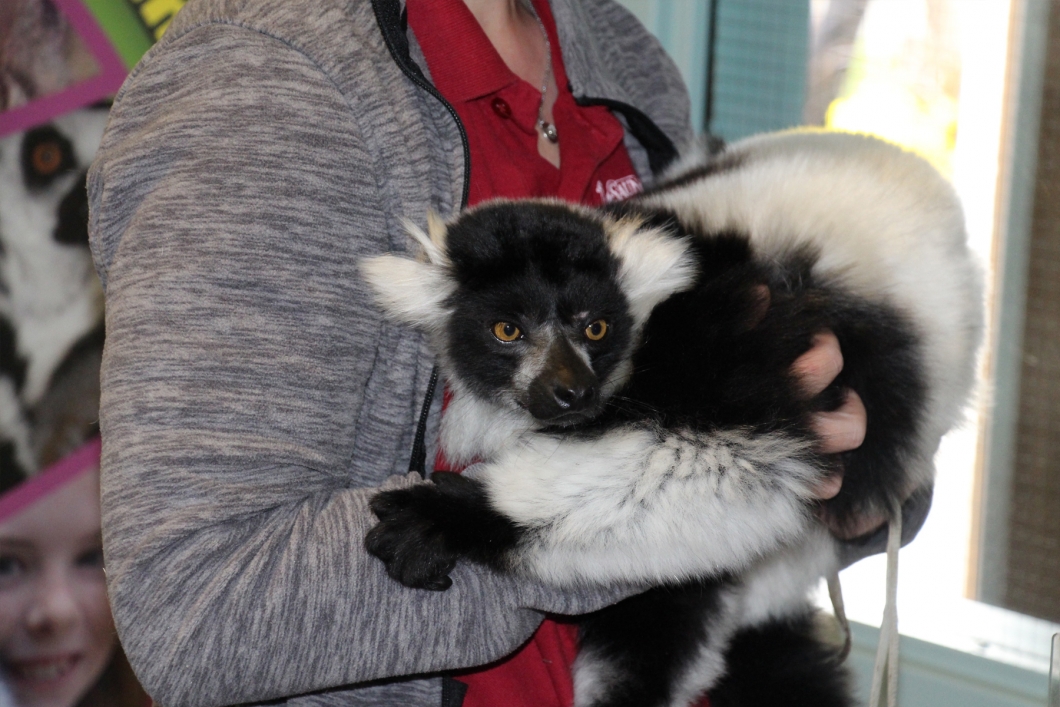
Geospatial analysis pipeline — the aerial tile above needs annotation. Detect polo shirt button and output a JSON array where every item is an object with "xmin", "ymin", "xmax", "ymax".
[{"xmin": 491, "ymin": 97, "xmax": 512, "ymax": 119}]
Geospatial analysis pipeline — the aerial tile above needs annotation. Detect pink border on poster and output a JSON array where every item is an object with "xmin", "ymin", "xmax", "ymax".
[
  {"xmin": 0, "ymin": 0, "xmax": 127, "ymax": 138},
  {"xmin": 0, "ymin": 436, "xmax": 101, "ymax": 523}
]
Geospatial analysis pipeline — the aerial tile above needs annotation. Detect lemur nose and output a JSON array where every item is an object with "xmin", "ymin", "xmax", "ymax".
[
  {"xmin": 552, "ymin": 382, "xmax": 596, "ymax": 410},
  {"xmin": 525, "ymin": 338, "xmax": 600, "ymax": 421}
]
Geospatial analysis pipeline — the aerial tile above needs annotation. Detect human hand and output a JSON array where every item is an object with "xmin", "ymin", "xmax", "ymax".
[
  {"xmin": 790, "ymin": 331, "xmax": 893, "ymax": 539},
  {"xmin": 791, "ymin": 331, "xmax": 867, "ymax": 461}
]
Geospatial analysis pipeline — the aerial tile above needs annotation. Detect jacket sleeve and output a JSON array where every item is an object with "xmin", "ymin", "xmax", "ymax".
[{"xmin": 89, "ymin": 23, "xmax": 623, "ymax": 707}]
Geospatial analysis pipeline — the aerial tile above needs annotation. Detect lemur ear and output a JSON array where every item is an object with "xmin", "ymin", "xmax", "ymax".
[
  {"xmin": 606, "ymin": 219, "xmax": 698, "ymax": 326},
  {"xmin": 361, "ymin": 213, "xmax": 455, "ymax": 329},
  {"xmin": 361, "ymin": 255, "xmax": 453, "ymax": 330},
  {"xmin": 400, "ymin": 211, "xmax": 450, "ymax": 265}
]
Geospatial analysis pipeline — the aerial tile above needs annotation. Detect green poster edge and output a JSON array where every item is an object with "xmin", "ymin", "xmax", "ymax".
[{"xmin": 82, "ymin": 0, "xmax": 153, "ymax": 70}]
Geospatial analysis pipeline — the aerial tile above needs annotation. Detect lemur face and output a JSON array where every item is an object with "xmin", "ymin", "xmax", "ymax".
[
  {"xmin": 362, "ymin": 199, "xmax": 698, "ymax": 424},
  {"xmin": 441, "ymin": 202, "xmax": 634, "ymax": 424}
]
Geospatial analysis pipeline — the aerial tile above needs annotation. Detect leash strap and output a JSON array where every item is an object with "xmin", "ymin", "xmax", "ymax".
[
  {"xmin": 827, "ymin": 571, "xmax": 852, "ymax": 661},
  {"xmin": 869, "ymin": 499, "xmax": 903, "ymax": 707}
]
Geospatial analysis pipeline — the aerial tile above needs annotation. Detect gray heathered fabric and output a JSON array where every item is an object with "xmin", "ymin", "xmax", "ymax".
[{"xmin": 88, "ymin": 1, "xmax": 692, "ymax": 706}]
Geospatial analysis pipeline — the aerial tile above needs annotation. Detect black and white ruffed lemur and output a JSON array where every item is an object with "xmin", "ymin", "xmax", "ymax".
[{"xmin": 360, "ymin": 130, "xmax": 983, "ymax": 707}]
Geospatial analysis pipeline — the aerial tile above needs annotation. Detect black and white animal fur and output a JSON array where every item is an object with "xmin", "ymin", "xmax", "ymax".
[
  {"xmin": 0, "ymin": 107, "xmax": 107, "ymax": 479},
  {"xmin": 361, "ymin": 130, "xmax": 983, "ymax": 707}
]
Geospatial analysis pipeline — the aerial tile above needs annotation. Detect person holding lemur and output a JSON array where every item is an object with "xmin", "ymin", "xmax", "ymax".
[{"xmin": 88, "ymin": 0, "xmax": 923, "ymax": 706}]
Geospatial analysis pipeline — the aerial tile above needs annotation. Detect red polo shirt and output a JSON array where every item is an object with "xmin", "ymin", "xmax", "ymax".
[
  {"xmin": 407, "ymin": 0, "xmax": 642, "ymax": 209},
  {"xmin": 406, "ymin": 2, "xmax": 691, "ymax": 707}
]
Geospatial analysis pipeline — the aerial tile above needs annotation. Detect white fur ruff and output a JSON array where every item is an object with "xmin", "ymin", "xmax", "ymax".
[{"xmin": 481, "ymin": 425, "xmax": 822, "ymax": 586}]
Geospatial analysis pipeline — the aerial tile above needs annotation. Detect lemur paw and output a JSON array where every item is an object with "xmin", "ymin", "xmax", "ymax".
[{"xmin": 366, "ymin": 486, "xmax": 459, "ymax": 591}]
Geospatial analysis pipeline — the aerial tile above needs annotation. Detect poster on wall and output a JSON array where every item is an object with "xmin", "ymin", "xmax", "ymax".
[{"xmin": 0, "ymin": 2, "xmax": 178, "ymax": 704}]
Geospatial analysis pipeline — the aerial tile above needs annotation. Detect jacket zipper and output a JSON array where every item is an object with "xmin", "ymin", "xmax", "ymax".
[
  {"xmin": 371, "ymin": 0, "xmax": 471, "ymax": 209},
  {"xmin": 370, "ymin": 0, "xmax": 469, "ymax": 479}
]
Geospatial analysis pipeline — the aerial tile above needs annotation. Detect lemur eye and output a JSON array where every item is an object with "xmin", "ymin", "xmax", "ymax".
[
  {"xmin": 585, "ymin": 319, "xmax": 608, "ymax": 341},
  {"xmin": 492, "ymin": 322, "xmax": 523, "ymax": 342},
  {"xmin": 32, "ymin": 141, "xmax": 64, "ymax": 176},
  {"xmin": 20, "ymin": 125, "xmax": 76, "ymax": 190}
]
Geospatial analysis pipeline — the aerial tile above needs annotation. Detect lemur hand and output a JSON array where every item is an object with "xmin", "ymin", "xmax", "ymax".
[
  {"xmin": 366, "ymin": 472, "xmax": 521, "ymax": 590},
  {"xmin": 366, "ymin": 483, "xmax": 460, "ymax": 591}
]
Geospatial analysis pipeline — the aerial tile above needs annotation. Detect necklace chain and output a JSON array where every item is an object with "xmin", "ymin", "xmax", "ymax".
[{"xmin": 530, "ymin": 10, "xmax": 559, "ymax": 144}]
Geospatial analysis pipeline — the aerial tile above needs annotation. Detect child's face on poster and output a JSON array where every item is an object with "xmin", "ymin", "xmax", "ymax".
[{"xmin": 0, "ymin": 469, "xmax": 116, "ymax": 707}]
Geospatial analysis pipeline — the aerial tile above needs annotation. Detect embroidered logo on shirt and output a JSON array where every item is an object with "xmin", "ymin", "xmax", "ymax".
[{"xmin": 594, "ymin": 174, "xmax": 643, "ymax": 203}]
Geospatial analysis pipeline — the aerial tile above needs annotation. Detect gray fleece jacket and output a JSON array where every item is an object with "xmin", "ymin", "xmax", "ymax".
[{"xmin": 87, "ymin": 1, "xmax": 693, "ymax": 706}]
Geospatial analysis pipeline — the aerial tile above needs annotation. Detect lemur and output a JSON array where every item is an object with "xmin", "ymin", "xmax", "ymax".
[{"xmin": 360, "ymin": 130, "xmax": 983, "ymax": 707}]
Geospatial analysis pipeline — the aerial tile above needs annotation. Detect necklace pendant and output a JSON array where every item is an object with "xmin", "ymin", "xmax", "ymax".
[{"xmin": 540, "ymin": 120, "xmax": 559, "ymax": 144}]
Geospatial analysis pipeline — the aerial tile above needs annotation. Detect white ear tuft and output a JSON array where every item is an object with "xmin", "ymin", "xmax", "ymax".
[
  {"xmin": 360, "ymin": 255, "xmax": 454, "ymax": 329},
  {"xmin": 607, "ymin": 220, "xmax": 698, "ymax": 326},
  {"xmin": 401, "ymin": 215, "xmax": 450, "ymax": 265},
  {"xmin": 427, "ymin": 211, "xmax": 449, "ymax": 252}
]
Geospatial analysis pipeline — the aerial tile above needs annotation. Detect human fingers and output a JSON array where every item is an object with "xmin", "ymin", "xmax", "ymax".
[
  {"xmin": 812, "ymin": 388, "xmax": 867, "ymax": 454},
  {"xmin": 791, "ymin": 331, "xmax": 843, "ymax": 398},
  {"xmin": 810, "ymin": 472, "xmax": 843, "ymax": 500}
]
